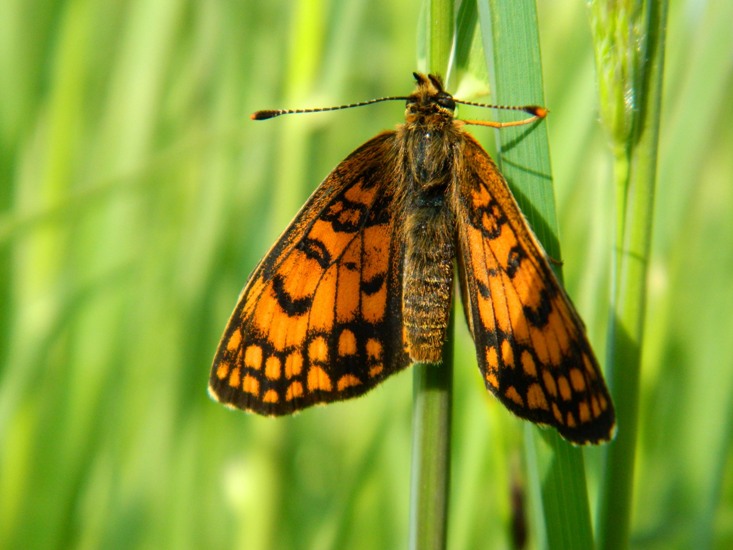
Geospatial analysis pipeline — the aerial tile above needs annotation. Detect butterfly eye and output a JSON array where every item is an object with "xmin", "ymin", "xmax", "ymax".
[{"xmin": 435, "ymin": 93, "xmax": 455, "ymax": 111}]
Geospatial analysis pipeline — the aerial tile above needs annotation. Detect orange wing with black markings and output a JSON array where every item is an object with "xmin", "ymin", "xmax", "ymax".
[
  {"xmin": 212, "ymin": 72, "xmax": 615, "ymax": 445},
  {"xmin": 209, "ymin": 132, "xmax": 410, "ymax": 414},
  {"xmin": 455, "ymin": 133, "xmax": 615, "ymax": 444}
]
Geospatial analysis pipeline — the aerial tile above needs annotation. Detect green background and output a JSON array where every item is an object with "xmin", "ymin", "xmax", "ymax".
[{"xmin": 1, "ymin": 0, "xmax": 731, "ymax": 548}]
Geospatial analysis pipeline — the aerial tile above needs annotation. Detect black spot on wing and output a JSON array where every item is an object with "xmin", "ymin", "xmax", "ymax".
[
  {"xmin": 272, "ymin": 274, "xmax": 312, "ymax": 315},
  {"xmin": 477, "ymin": 278, "xmax": 491, "ymax": 299},
  {"xmin": 471, "ymin": 199, "xmax": 508, "ymax": 240},
  {"xmin": 362, "ymin": 273, "xmax": 386, "ymax": 295},
  {"xmin": 522, "ymin": 288, "xmax": 553, "ymax": 328},
  {"xmin": 298, "ymin": 237, "xmax": 331, "ymax": 268},
  {"xmin": 505, "ymin": 245, "xmax": 526, "ymax": 278},
  {"xmin": 322, "ymin": 197, "xmax": 368, "ymax": 232}
]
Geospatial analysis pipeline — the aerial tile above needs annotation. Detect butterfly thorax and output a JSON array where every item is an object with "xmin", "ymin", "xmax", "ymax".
[
  {"xmin": 397, "ymin": 74, "xmax": 463, "ymax": 363},
  {"xmin": 401, "ymin": 74, "xmax": 461, "ymax": 187}
]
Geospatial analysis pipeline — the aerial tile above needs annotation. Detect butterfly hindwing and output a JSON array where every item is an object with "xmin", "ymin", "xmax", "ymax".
[
  {"xmin": 210, "ymin": 132, "xmax": 410, "ymax": 414},
  {"xmin": 455, "ymin": 133, "xmax": 615, "ymax": 444}
]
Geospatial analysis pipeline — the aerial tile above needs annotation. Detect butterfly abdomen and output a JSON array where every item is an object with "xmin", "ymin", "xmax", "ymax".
[{"xmin": 401, "ymin": 187, "xmax": 455, "ymax": 364}]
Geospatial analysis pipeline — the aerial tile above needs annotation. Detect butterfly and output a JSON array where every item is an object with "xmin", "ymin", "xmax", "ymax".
[{"xmin": 209, "ymin": 72, "xmax": 615, "ymax": 445}]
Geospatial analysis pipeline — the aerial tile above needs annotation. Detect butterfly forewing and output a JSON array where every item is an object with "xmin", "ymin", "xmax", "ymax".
[
  {"xmin": 455, "ymin": 134, "xmax": 615, "ymax": 444},
  {"xmin": 210, "ymin": 132, "xmax": 411, "ymax": 414}
]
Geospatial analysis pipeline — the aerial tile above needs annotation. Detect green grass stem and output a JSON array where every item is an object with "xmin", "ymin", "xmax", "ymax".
[
  {"xmin": 408, "ymin": 3, "xmax": 455, "ymax": 549},
  {"xmin": 482, "ymin": 1, "xmax": 597, "ymax": 548},
  {"xmin": 593, "ymin": 2, "xmax": 669, "ymax": 548},
  {"xmin": 409, "ymin": 314, "xmax": 455, "ymax": 550}
]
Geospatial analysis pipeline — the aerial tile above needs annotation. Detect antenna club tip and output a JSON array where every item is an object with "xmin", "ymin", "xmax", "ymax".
[
  {"xmin": 530, "ymin": 106, "xmax": 549, "ymax": 119},
  {"xmin": 251, "ymin": 110, "xmax": 278, "ymax": 120}
]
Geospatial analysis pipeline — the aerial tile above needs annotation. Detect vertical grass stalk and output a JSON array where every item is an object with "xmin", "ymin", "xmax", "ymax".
[
  {"xmin": 408, "ymin": 2, "xmax": 455, "ymax": 549},
  {"xmin": 409, "ymin": 313, "xmax": 455, "ymax": 550},
  {"xmin": 592, "ymin": 2, "xmax": 668, "ymax": 549},
  {"xmin": 481, "ymin": 0, "xmax": 597, "ymax": 548}
]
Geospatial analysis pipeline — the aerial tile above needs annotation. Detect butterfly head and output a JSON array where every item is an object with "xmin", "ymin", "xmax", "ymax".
[{"xmin": 405, "ymin": 73, "xmax": 456, "ymax": 125}]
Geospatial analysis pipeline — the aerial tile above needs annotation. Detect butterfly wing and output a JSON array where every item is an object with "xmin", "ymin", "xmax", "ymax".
[
  {"xmin": 454, "ymin": 134, "xmax": 615, "ymax": 444},
  {"xmin": 210, "ymin": 132, "xmax": 410, "ymax": 414}
]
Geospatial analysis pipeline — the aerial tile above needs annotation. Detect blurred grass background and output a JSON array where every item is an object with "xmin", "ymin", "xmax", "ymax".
[{"xmin": 1, "ymin": 0, "xmax": 731, "ymax": 548}]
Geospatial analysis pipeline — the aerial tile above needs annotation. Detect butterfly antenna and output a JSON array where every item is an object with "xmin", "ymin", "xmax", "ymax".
[
  {"xmin": 251, "ymin": 96, "xmax": 411, "ymax": 120},
  {"xmin": 455, "ymin": 99, "xmax": 548, "ymax": 129}
]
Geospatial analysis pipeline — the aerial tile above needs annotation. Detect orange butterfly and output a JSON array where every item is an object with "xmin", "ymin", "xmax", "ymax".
[{"xmin": 210, "ymin": 73, "xmax": 615, "ymax": 445}]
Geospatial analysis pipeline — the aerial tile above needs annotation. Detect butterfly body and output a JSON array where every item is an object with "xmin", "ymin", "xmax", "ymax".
[
  {"xmin": 210, "ymin": 73, "xmax": 615, "ymax": 445},
  {"xmin": 398, "ymin": 90, "xmax": 458, "ymax": 364}
]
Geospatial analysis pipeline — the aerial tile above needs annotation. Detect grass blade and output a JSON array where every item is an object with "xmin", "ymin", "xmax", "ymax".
[
  {"xmin": 408, "ymin": 2, "xmax": 455, "ymax": 549},
  {"xmin": 481, "ymin": 1, "xmax": 596, "ymax": 548},
  {"xmin": 593, "ymin": 2, "xmax": 669, "ymax": 548}
]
